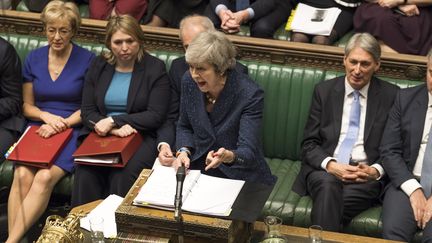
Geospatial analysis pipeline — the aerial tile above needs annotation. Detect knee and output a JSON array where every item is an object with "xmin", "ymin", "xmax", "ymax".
[
  {"xmin": 308, "ymin": 172, "xmax": 342, "ymax": 196},
  {"xmin": 367, "ymin": 9, "xmax": 394, "ymax": 29},
  {"xmin": 250, "ymin": 22, "xmax": 275, "ymax": 38},
  {"xmin": 312, "ymin": 36, "xmax": 331, "ymax": 45},
  {"xmin": 291, "ymin": 32, "xmax": 310, "ymax": 43},
  {"xmin": 13, "ymin": 166, "xmax": 34, "ymax": 187},
  {"xmin": 382, "ymin": 218, "xmax": 414, "ymax": 242},
  {"xmin": 33, "ymin": 170, "xmax": 57, "ymax": 189}
]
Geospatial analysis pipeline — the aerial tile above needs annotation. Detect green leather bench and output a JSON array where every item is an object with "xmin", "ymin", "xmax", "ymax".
[{"xmin": 0, "ymin": 32, "xmax": 424, "ymax": 241}]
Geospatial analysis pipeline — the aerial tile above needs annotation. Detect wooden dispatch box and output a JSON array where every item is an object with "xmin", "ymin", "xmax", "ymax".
[{"xmin": 115, "ymin": 169, "xmax": 250, "ymax": 242}]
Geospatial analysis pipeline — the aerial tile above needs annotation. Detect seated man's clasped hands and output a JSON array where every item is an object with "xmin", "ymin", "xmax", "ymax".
[
  {"xmin": 217, "ymin": 7, "xmax": 243, "ymax": 34},
  {"xmin": 205, "ymin": 0, "xmax": 293, "ymax": 38}
]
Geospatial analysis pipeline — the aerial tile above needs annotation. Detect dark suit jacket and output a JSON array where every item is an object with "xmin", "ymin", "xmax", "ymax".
[
  {"xmin": 80, "ymin": 53, "xmax": 171, "ymax": 138},
  {"xmin": 380, "ymin": 84, "xmax": 428, "ymax": 188},
  {"xmin": 176, "ymin": 69, "xmax": 276, "ymax": 185},
  {"xmin": 208, "ymin": 0, "xmax": 276, "ymax": 20},
  {"xmin": 0, "ymin": 37, "xmax": 25, "ymax": 133},
  {"xmin": 156, "ymin": 56, "xmax": 248, "ymax": 147},
  {"xmin": 293, "ymin": 76, "xmax": 399, "ymax": 195}
]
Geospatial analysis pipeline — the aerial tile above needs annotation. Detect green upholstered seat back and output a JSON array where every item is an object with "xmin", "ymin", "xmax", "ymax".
[{"xmin": 244, "ymin": 62, "xmax": 324, "ymax": 160}]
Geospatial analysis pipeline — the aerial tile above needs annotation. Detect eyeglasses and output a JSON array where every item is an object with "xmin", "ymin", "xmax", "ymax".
[{"xmin": 46, "ymin": 28, "xmax": 72, "ymax": 38}]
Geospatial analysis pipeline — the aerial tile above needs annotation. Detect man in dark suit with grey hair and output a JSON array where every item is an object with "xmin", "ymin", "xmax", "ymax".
[{"xmin": 293, "ymin": 33, "xmax": 399, "ymax": 232}]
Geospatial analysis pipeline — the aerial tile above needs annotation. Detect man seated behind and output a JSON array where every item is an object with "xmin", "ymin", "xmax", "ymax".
[
  {"xmin": 156, "ymin": 15, "xmax": 247, "ymax": 165},
  {"xmin": 292, "ymin": 33, "xmax": 399, "ymax": 232},
  {"xmin": 380, "ymin": 49, "xmax": 432, "ymax": 242}
]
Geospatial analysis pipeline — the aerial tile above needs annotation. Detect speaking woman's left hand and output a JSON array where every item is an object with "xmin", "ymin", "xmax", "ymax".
[{"xmin": 205, "ymin": 148, "xmax": 234, "ymax": 171}]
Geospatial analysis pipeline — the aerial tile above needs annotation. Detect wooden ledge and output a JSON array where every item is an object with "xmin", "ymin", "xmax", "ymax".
[{"xmin": 0, "ymin": 9, "xmax": 427, "ymax": 81}]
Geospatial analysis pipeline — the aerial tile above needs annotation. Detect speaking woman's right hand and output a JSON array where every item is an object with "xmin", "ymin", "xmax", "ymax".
[{"xmin": 174, "ymin": 152, "xmax": 190, "ymax": 170}]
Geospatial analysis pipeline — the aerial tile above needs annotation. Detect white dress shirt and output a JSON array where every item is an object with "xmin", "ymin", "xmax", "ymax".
[
  {"xmin": 321, "ymin": 78, "xmax": 385, "ymax": 178},
  {"xmin": 400, "ymin": 92, "xmax": 432, "ymax": 196}
]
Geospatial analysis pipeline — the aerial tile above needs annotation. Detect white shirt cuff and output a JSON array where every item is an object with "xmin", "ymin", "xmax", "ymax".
[
  {"xmin": 157, "ymin": 142, "xmax": 170, "ymax": 152},
  {"xmin": 215, "ymin": 4, "xmax": 228, "ymax": 15},
  {"xmin": 321, "ymin": 157, "xmax": 337, "ymax": 170},
  {"xmin": 371, "ymin": 163, "xmax": 385, "ymax": 180},
  {"xmin": 246, "ymin": 7, "xmax": 254, "ymax": 20},
  {"xmin": 400, "ymin": 179, "xmax": 422, "ymax": 197}
]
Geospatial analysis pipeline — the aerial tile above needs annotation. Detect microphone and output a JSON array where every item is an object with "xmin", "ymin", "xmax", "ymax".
[{"xmin": 174, "ymin": 165, "xmax": 186, "ymax": 220}]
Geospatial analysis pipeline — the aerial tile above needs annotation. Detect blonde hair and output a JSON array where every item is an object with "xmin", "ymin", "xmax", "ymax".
[
  {"xmin": 40, "ymin": 0, "xmax": 81, "ymax": 36},
  {"xmin": 103, "ymin": 15, "xmax": 146, "ymax": 65},
  {"xmin": 185, "ymin": 30, "xmax": 236, "ymax": 74}
]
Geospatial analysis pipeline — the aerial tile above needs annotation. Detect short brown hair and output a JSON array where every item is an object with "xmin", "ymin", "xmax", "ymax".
[{"xmin": 104, "ymin": 15, "xmax": 146, "ymax": 65}]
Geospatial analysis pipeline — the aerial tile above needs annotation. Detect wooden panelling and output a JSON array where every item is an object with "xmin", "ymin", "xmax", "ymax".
[{"xmin": 0, "ymin": 9, "xmax": 427, "ymax": 81}]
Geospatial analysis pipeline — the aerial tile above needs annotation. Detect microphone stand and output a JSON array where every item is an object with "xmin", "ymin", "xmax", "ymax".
[{"xmin": 174, "ymin": 165, "xmax": 186, "ymax": 243}]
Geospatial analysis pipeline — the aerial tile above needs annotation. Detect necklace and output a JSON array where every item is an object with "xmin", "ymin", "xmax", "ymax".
[{"xmin": 206, "ymin": 93, "xmax": 216, "ymax": 104}]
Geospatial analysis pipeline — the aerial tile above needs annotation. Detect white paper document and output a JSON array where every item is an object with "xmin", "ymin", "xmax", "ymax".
[
  {"xmin": 74, "ymin": 154, "xmax": 120, "ymax": 164},
  {"xmin": 80, "ymin": 194, "xmax": 124, "ymax": 238},
  {"xmin": 290, "ymin": 3, "xmax": 342, "ymax": 36},
  {"xmin": 133, "ymin": 165, "xmax": 245, "ymax": 216}
]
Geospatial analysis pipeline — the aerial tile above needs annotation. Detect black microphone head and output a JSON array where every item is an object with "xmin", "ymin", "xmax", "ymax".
[{"xmin": 176, "ymin": 165, "xmax": 186, "ymax": 182}]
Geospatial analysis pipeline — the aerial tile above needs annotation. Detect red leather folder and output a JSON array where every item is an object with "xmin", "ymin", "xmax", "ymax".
[
  {"xmin": 7, "ymin": 125, "xmax": 73, "ymax": 168},
  {"xmin": 73, "ymin": 132, "xmax": 143, "ymax": 167}
]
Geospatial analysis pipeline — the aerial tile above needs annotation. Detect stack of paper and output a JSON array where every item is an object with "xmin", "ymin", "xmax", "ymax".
[
  {"xmin": 290, "ymin": 3, "xmax": 342, "ymax": 36},
  {"xmin": 133, "ymin": 165, "xmax": 245, "ymax": 217}
]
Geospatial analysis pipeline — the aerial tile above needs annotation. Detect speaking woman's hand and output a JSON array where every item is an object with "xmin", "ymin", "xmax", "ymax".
[
  {"xmin": 174, "ymin": 152, "xmax": 190, "ymax": 170},
  {"xmin": 205, "ymin": 148, "xmax": 235, "ymax": 171}
]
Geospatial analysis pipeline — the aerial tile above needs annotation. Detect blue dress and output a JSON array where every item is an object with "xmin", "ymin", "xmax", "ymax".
[{"xmin": 23, "ymin": 44, "xmax": 94, "ymax": 172}]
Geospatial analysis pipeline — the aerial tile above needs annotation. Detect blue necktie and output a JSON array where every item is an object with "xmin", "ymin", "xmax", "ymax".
[
  {"xmin": 421, "ymin": 120, "xmax": 432, "ymax": 198},
  {"xmin": 236, "ymin": 0, "xmax": 250, "ymax": 11},
  {"xmin": 337, "ymin": 90, "xmax": 361, "ymax": 164}
]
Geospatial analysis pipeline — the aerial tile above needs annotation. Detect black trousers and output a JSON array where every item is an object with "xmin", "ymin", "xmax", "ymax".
[
  {"xmin": 71, "ymin": 136, "xmax": 157, "ymax": 207},
  {"xmin": 382, "ymin": 184, "xmax": 432, "ymax": 242},
  {"xmin": 0, "ymin": 127, "xmax": 18, "ymax": 162},
  {"xmin": 307, "ymin": 170, "xmax": 382, "ymax": 232}
]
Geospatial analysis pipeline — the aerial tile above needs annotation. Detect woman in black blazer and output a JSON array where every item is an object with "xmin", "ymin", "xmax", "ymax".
[{"xmin": 71, "ymin": 15, "xmax": 171, "ymax": 206}]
